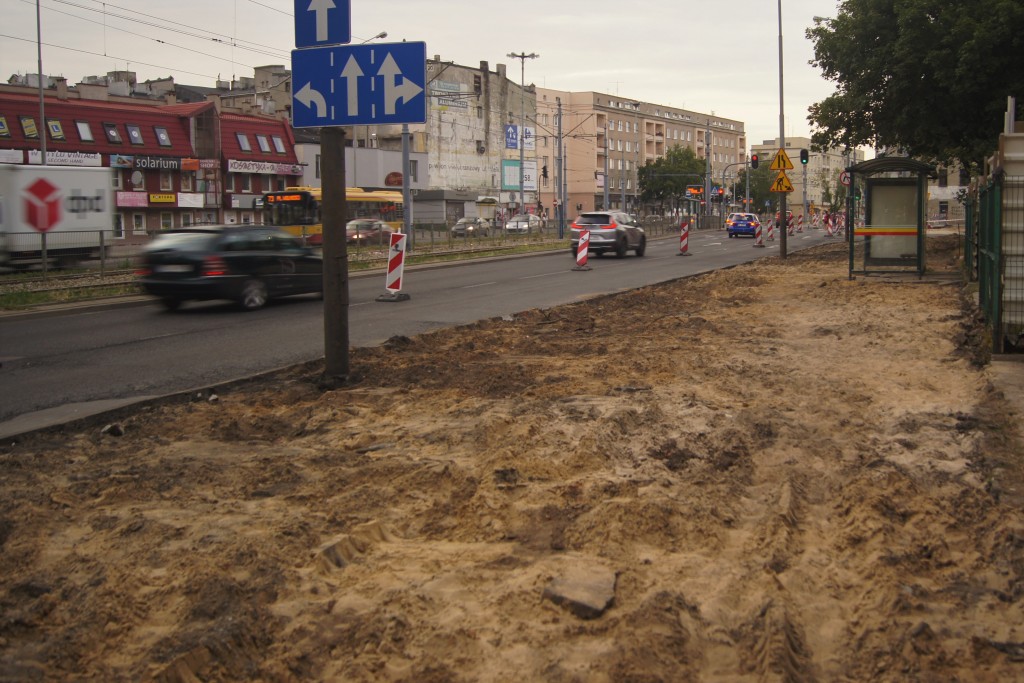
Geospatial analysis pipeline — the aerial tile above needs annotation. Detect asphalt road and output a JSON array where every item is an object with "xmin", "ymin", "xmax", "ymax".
[{"xmin": 0, "ymin": 229, "xmax": 833, "ymax": 437}]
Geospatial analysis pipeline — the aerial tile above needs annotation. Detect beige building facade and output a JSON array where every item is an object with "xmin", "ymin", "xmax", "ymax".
[{"xmin": 536, "ymin": 88, "xmax": 745, "ymax": 217}]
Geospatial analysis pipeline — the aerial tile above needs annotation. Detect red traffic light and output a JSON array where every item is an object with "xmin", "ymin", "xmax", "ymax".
[{"xmin": 750, "ymin": 153, "xmax": 759, "ymax": 169}]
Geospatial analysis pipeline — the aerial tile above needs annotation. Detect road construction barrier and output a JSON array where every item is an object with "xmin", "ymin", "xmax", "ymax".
[
  {"xmin": 825, "ymin": 215, "xmax": 834, "ymax": 236},
  {"xmin": 766, "ymin": 218, "xmax": 775, "ymax": 241},
  {"xmin": 573, "ymin": 229, "xmax": 591, "ymax": 271},
  {"xmin": 755, "ymin": 220, "xmax": 765, "ymax": 247},
  {"xmin": 376, "ymin": 232, "xmax": 411, "ymax": 302},
  {"xmin": 812, "ymin": 213, "xmax": 821, "ymax": 228},
  {"xmin": 679, "ymin": 222, "xmax": 690, "ymax": 255},
  {"xmin": 797, "ymin": 214, "xmax": 804, "ymax": 233}
]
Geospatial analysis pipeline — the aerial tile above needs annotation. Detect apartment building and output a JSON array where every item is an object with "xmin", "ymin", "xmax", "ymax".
[
  {"xmin": 536, "ymin": 89, "xmax": 746, "ymax": 216},
  {"xmin": 0, "ymin": 75, "xmax": 302, "ymax": 243},
  {"xmin": 751, "ymin": 137, "xmax": 865, "ymax": 216}
]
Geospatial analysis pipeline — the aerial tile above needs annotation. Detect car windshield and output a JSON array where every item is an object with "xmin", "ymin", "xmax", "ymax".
[
  {"xmin": 508, "ymin": 215, "xmax": 529, "ymax": 222},
  {"xmin": 144, "ymin": 231, "xmax": 220, "ymax": 252},
  {"xmin": 575, "ymin": 214, "xmax": 613, "ymax": 225}
]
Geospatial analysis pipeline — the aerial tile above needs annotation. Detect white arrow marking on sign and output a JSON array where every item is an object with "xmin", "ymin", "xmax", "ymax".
[
  {"xmin": 341, "ymin": 56, "xmax": 363, "ymax": 116},
  {"xmin": 306, "ymin": 0, "xmax": 336, "ymax": 43},
  {"xmin": 378, "ymin": 53, "xmax": 423, "ymax": 116},
  {"xmin": 295, "ymin": 83, "xmax": 326, "ymax": 118}
]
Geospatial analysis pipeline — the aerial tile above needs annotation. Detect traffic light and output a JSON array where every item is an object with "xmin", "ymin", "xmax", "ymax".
[
  {"xmin": 542, "ymin": 165, "xmax": 548, "ymax": 179},
  {"xmin": 800, "ymin": 149, "xmax": 809, "ymax": 165},
  {"xmin": 750, "ymin": 153, "xmax": 759, "ymax": 169}
]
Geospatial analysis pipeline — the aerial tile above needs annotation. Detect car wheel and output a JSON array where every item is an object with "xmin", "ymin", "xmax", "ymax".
[
  {"xmin": 160, "ymin": 297, "xmax": 182, "ymax": 312},
  {"xmin": 615, "ymin": 238, "xmax": 628, "ymax": 258},
  {"xmin": 239, "ymin": 278, "xmax": 268, "ymax": 311},
  {"xmin": 635, "ymin": 236, "xmax": 647, "ymax": 257}
]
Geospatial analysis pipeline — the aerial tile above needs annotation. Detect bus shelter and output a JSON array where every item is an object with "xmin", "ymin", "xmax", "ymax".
[{"xmin": 846, "ymin": 157, "xmax": 936, "ymax": 278}]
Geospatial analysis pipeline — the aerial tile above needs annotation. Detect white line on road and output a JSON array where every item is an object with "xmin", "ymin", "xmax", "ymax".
[{"xmin": 461, "ymin": 281, "xmax": 499, "ymax": 289}]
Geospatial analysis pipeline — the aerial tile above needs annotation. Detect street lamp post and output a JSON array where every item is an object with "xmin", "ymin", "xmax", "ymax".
[{"xmin": 507, "ymin": 52, "xmax": 539, "ymax": 221}]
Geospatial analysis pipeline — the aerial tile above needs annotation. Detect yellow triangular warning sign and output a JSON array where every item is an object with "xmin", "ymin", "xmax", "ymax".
[
  {"xmin": 769, "ymin": 148, "xmax": 794, "ymax": 171},
  {"xmin": 770, "ymin": 171, "xmax": 795, "ymax": 193}
]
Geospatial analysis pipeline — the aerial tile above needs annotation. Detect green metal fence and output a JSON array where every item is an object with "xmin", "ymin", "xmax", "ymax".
[{"xmin": 970, "ymin": 175, "xmax": 1024, "ymax": 352}]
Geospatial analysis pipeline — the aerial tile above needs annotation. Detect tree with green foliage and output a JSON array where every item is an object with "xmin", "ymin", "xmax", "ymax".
[
  {"xmin": 806, "ymin": 0, "xmax": 1024, "ymax": 169},
  {"xmin": 639, "ymin": 146, "xmax": 706, "ymax": 213},
  {"xmin": 735, "ymin": 165, "xmax": 775, "ymax": 215}
]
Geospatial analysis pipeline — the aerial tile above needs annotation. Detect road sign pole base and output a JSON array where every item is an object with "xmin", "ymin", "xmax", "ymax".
[
  {"xmin": 376, "ymin": 291, "xmax": 411, "ymax": 302},
  {"xmin": 572, "ymin": 265, "xmax": 592, "ymax": 271}
]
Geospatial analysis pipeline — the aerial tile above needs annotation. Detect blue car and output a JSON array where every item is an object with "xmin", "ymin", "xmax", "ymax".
[{"xmin": 726, "ymin": 212, "xmax": 761, "ymax": 238}]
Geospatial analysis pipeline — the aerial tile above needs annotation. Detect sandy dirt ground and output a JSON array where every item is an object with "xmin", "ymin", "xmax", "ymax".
[{"xmin": 3, "ymin": 235, "xmax": 1024, "ymax": 682}]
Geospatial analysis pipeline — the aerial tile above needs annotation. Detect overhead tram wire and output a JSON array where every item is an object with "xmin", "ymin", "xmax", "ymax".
[
  {"xmin": 0, "ymin": 34, "xmax": 220, "ymax": 80},
  {"xmin": 44, "ymin": 0, "xmax": 290, "ymax": 61},
  {"xmin": 14, "ymin": 0, "xmax": 259, "ymax": 69}
]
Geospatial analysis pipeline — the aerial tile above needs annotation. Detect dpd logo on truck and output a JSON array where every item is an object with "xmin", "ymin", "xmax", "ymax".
[{"xmin": 24, "ymin": 177, "xmax": 62, "ymax": 233}]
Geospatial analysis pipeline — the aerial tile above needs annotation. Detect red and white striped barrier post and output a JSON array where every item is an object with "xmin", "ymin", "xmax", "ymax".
[
  {"xmin": 766, "ymin": 218, "xmax": 775, "ymax": 241},
  {"xmin": 375, "ymin": 232, "xmax": 411, "ymax": 302},
  {"xmin": 825, "ymin": 215, "xmax": 834, "ymax": 237},
  {"xmin": 573, "ymin": 229, "xmax": 591, "ymax": 271},
  {"xmin": 754, "ymin": 220, "xmax": 765, "ymax": 248},
  {"xmin": 797, "ymin": 214, "xmax": 804, "ymax": 233},
  {"xmin": 678, "ymin": 221, "xmax": 690, "ymax": 256}
]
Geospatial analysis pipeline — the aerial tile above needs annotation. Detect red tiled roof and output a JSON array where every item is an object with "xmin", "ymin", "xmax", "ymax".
[
  {"xmin": 220, "ymin": 112, "xmax": 298, "ymax": 164},
  {"xmin": 0, "ymin": 92, "xmax": 195, "ymax": 158}
]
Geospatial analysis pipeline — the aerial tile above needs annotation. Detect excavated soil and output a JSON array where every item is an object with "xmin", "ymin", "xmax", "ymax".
[{"xmin": 4, "ymin": 236, "xmax": 1024, "ymax": 682}]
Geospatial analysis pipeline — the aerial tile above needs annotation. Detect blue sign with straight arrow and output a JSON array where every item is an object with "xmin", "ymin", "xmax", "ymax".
[
  {"xmin": 294, "ymin": 0, "xmax": 351, "ymax": 48},
  {"xmin": 291, "ymin": 41, "xmax": 427, "ymax": 128}
]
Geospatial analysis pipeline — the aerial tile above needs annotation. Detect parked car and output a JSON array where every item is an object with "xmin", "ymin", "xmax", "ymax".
[
  {"xmin": 136, "ymin": 226, "xmax": 323, "ymax": 311},
  {"xmin": 451, "ymin": 217, "xmax": 492, "ymax": 237},
  {"xmin": 504, "ymin": 213, "xmax": 544, "ymax": 233},
  {"xmin": 346, "ymin": 219, "xmax": 394, "ymax": 246},
  {"xmin": 570, "ymin": 211, "xmax": 646, "ymax": 258},
  {"xmin": 725, "ymin": 212, "xmax": 761, "ymax": 238}
]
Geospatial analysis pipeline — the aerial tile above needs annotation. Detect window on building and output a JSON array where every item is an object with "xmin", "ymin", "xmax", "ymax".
[
  {"xmin": 256, "ymin": 134, "xmax": 271, "ymax": 153},
  {"xmin": 181, "ymin": 171, "xmax": 194, "ymax": 192},
  {"xmin": 241, "ymin": 211, "xmax": 253, "ymax": 224},
  {"xmin": 153, "ymin": 126, "xmax": 172, "ymax": 147},
  {"xmin": 126, "ymin": 124, "xmax": 144, "ymax": 145},
  {"xmin": 226, "ymin": 174, "xmax": 235, "ymax": 192},
  {"xmin": 46, "ymin": 119, "xmax": 65, "ymax": 141},
  {"xmin": 160, "ymin": 212, "xmax": 173, "ymax": 230},
  {"xmin": 103, "ymin": 123, "xmax": 123, "ymax": 143},
  {"xmin": 19, "ymin": 116, "xmax": 39, "ymax": 139},
  {"xmin": 938, "ymin": 169, "xmax": 948, "ymax": 188},
  {"xmin": 182, "ymin": 212, "xmax": 193, "ymax": 227},
  {"xmin": 236, "ymin": 133, "xmax": 252, "ymax": 152},
  {"xmin": 271, "ymin": 135, "xmax": 286, "ymax": 153},
  {"xmin": 959, "ymin": 167, "xmax": 971, "ymax": 186},
  {"xmin": 132, "ymin": 213, "xmax": 146, "ymax": 234},
  {"xmin": 160, "ymin": 171, "xmax": 173, "ymax": 191},
  {"xmin": 241, "ymin": 174, "xmax": 252, "ymax": 193},
  {"xmin": 477, "ymin": 106, "xmax": 483, "ymax": 119},
  {"xmin": 75, "ymin": 121, "xmax": 93, "ymax": 142},
  {"xmin": 113, "ymin": 214, "xmax": 125, "ymax": 238},
  {"xmin": 111, "ymin": 170, "xmax": 122, "ymax": 190},
  {"xmin": 409, "ymin": 159, "xmax": 419, "ymax": 182}
]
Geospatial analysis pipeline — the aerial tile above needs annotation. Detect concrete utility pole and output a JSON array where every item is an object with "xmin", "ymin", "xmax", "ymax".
[
  {"xmin": 777, "ymin": 0, "xmax": 788, "ymax": 258},
  {"xmin": 705, "ymin": 119, "xmax": 712, "ymax": 225},
  {"xmin": 507, "ymin": 52, "xmax": 539, "ymax": 220}
]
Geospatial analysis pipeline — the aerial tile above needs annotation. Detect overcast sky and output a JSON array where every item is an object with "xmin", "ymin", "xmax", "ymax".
[{"xmin": 4, "ymin": 0, "xmax": 844, "ymax": 150}]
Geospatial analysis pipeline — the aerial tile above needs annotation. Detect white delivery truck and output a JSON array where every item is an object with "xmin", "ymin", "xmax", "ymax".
[{"xmin": 0, "ymin": 165, "xmax": 114, "ymax": 269}]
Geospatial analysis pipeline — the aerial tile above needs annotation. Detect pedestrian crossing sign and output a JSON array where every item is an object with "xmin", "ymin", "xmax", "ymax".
[{"xmin": 770, "ymin": 171, "xmax": 795, "ymax": 193}]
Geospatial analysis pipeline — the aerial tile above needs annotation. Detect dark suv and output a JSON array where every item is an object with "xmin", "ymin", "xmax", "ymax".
[
  {"xmin": 570, "ymin": 211, "xmax": 646, "ymax": 258},
  {"xmin": 136, "ymin": 226, "xmax": 323, "ymax": 311}
]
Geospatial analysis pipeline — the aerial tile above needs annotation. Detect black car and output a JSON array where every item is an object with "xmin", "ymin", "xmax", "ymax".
[{"xmin": 136, "ymin": 226, "xmax": 323, "ymax": 311}]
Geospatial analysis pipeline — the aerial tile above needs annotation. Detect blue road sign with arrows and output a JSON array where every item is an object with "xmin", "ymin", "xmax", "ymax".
[
  {"xmin": 294, "ymin": 0, "xmax": 351, "ymax": 48},
  {"xmin": 291, "ymin": 42, "xmax": 427, "ymax": 128}
]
